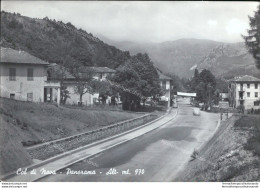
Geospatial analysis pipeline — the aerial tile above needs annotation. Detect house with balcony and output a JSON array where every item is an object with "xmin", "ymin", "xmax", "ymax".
[
  {"xmin": 0, "ymin": 47, "xmax": 60, "ymax": 104},
  {"xmin": 228, "ymin": 75, "xmax": 260, "ymax": 110}
]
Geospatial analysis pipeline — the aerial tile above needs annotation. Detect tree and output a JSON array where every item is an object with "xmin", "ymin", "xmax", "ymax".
[
  {"xmin": 198, "ymin": 69, "xmax": 216, "ymax": 109},
  {"xmin": 61, "ymin": 54, "xmax": 95, "ymax": 106},
  {"xmin": 111, "ymin": 53, "xmax": 161, "ymax": 111},
  {"xmin": 190, "ymin": 68, "xmax": 200, "ymax": 92},
  {"xmin": 91, "ymin": 79, "xmax": 115, "ymax": 105},
  {"xmin": 188, "ymin": 69, "xmax": 217, "ymax": 110},
  {"xmin": 111, "ymin": 62, "xmax": 142, "ymax": 111},
  {"xmin": 71, "ymin": 66, "xmax": 95, "ymax": 106},
  {"xmin": 243, "ymin": 4, "xmax": 260, "ymax": 69}
]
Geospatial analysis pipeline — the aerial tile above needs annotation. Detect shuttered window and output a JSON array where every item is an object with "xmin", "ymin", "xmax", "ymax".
[
  {"xmin": 9, "ymin": 68, "xmax": 16, "ymax": 81},
  {"xmin": 27, "ymin": 68, "xmax": 34, "ymax": 81}
]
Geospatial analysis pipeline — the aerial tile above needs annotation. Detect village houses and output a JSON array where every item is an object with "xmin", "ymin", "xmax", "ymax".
[
  {"xmin": 47, "ymin": 63, "xmax": 116, "ymax": 106},
  {"xmin": 0, "ymin": 47, "xmax": 117, "ymax": 105}
]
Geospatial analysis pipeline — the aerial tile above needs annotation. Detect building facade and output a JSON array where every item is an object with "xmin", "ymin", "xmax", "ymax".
[
  {"xmin": 157, "ymin": 70, "xmax": 172, "ymax": 107},
  {"xmin": 0, "ymin": 48, "xmax": 60, "ymax": 104},
  {"xmin": 228, "ymin": 75, "xmax": 260, "ymax": 110}
]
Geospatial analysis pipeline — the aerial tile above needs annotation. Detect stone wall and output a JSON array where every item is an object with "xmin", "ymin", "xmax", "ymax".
[{"xmin": 27, "ymin": 113, "xmax": 157, "ymax": 160}]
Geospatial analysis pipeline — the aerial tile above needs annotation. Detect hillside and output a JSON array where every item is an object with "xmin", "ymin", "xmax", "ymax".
[
  {"xmin": 100, "ymin": 36, "xmax": 260, "ymax": 79},
  {"xmin": 0, "ymin": 11, "xmax": 131, "ymax": 69},
  {"xmin": 99, "ymin": 37, "xmax": 222, "ymax": 78},
  {"xmin": 197, "ymin": 43, "xmax": 260, "ymax": 79}
]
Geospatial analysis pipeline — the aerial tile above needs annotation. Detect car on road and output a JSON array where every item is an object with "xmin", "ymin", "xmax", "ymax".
[{"xmin": 193, "ymin": 108, "xmax": 200, "ymax": 116}]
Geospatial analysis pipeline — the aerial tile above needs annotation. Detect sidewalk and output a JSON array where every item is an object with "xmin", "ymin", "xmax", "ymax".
[{"xmin": 2, "ymin": 108, "xmax": 178, "ymax": 182}]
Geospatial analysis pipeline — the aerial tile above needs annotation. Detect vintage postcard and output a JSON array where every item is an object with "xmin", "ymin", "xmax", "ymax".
[{"xmin": 0, "ymin": 1, "xmax": 259, "ymax": 187}]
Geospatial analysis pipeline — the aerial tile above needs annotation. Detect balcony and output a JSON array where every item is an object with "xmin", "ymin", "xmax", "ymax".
[
  {"xmin": 238, "ymin": 97, "xmax": 244, "ymax": 101},
  {"xmin": 238, "ymin": 87, "xmax": 245, "ymax": 92}
]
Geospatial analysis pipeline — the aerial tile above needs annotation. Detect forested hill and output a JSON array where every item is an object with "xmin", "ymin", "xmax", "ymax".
[{"xmin": 0, "ymin": 11, "xmax": 131, "ymax": 69}]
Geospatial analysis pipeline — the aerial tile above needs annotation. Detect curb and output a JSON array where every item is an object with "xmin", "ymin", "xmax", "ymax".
[{"xmin": 1, "ymin": 107, "xmax": 177, "ymax": 181}]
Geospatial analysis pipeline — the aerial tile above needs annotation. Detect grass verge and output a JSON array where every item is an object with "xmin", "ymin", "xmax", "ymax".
[
  {"xmin": 174, "ymin": 115, "xmax": 260, "ymax": 182},
  {"xmin": 0, "ymin": 97, "xmax": 146, "ymax": 175}
]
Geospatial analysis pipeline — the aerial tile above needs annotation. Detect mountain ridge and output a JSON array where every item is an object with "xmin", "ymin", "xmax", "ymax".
[
  {"xmin": 99, "ymin": 36, "xmax": 260, "ymax": 79},
  {"xmin": 0, "ymin": 11, "xmax": 132, "ymax": 70}
]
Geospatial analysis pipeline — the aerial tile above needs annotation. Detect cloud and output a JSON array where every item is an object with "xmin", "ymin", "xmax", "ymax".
[
  {"xmin": 207, "ymin": 20, "xmax": 218, "ymax": 27},
  {"xmin": 225, "ymin": 18, "xmax": 248, "ymax": 35}
]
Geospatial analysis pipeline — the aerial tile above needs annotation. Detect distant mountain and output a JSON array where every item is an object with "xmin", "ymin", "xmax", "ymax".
[
  {"xmin": 1, "ymin": 11, "xmax": 131, "ymax": 69},
  {"xmin": 100, "ymin": 36, "xmax": 260, "ymax": 79},
  {"xmin": 197, "ymin": 43, "xmax": 260, "ymax": 79}
]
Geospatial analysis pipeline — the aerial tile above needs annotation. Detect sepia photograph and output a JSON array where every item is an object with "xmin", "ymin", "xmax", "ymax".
[{"xmin": 0, "ymin": 1, "xmax": 259, "ymax": 187}]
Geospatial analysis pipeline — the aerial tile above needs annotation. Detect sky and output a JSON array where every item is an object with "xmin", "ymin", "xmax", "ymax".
[{"xmin": 1, "ymin": 1, "xmax": 259, "ymax": 43}]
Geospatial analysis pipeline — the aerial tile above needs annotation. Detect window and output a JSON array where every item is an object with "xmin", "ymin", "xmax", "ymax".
[
  {"xmin": 247, "ymin": 92, "xmax": 250, "ymax": 97},
  {"xmin": 254, "ymin": 101, "xmax": 260, "ymax": 106},
  {"xmin": 240, "ymin": 83, "xmax": 243, "ymax": 90},
  {"xmin": 255, "ymin": 92, "xmax": 259, "ymax": 98},
  {"xmin": 27, "ymin": 68, "xmax": 33, "ymax": 81},
  {"xmin": 10, "ymin": 93, "xmax": 15, "ymax": 99},
  {"xmin": 9, "ymin": 68, "xmax": 16, "ymax": 81},
  {"xmin": 247, "ymin": 83, "xmax": 250, "ymax": 88},
  {"xmin": 255, "ymin": 84, "xmax": 258, "ymax": 89},
  {"xmin": 162, "ymin": 80, "xmax": 166, "ymax": 89},
  {"xmin": 27, "ymin": 93, "xmax": 33, "ymax": 102}
]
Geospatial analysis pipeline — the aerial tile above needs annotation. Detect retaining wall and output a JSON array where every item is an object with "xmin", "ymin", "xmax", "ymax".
[{"xmin": 27, "ymin": 113, "xmax": 157, "ymax": 160}]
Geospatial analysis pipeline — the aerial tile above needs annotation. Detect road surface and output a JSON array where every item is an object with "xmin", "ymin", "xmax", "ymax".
[{"xmin": 40, "ymin": 99, "xmax": 219, "ymax": 182}]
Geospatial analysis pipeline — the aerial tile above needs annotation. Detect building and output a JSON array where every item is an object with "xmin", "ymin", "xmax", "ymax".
[
  {"xmin": 228, "ymin": 75, "xmax": 260, "ymax": 110},
  {"xmin": 87, "ymin": 67, "xmax": 116, "ymax": 81},
  {"xmin": 157, "ymin": 70, "xmax": 172, "ymax": 107},
  {"xmin": 47, "ymin": 64, "xmax": 116, "ymax": 105},
  {"xmin": 83, "ymin": 67, "xmax": 116, "ymax": 104},
  {"xmin": 0, "ymin": 47, "xmax": 60, "ymax": 103},
  {"xmin": 219, "ymin": 93, "xmax": 229, "ymax": 101}
]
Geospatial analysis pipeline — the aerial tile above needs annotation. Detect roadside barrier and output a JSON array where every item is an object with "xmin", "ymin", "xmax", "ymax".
[{"xmin": 26, "ymin": 113, "xmax": 157, "ymax": 160}]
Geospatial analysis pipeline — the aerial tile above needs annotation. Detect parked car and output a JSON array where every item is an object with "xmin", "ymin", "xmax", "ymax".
[{"xmin": 159, "ymin": 96, "xmax": 169, "ymax": 101}]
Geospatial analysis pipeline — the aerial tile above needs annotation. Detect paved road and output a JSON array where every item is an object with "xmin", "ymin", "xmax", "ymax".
[{"xmin": 40, "ymin": 100, "xmax": 219, "ymax": 182}]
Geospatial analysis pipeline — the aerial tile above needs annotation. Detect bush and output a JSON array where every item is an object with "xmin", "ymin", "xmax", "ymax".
[{"xmin": 190, "ymin": 149, "xmax": 199, "ymax": 161}]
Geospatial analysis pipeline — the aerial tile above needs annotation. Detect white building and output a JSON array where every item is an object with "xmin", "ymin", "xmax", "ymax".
[
  {"xmin": 157, "ymin": 70, "xmax": 172, "ymax": 107},
  {"xmin": 0, "ymin": 47, "xmax": 60, "ymax": 104},
  {"xmin": 228, "ymin": 75, "xmax": 260, "ymax": 110}
]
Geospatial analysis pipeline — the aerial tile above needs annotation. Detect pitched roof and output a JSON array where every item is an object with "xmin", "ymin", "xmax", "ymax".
[
  {"xmin": 157, "ymin": 69, "xmax": 172, "ymax": 80},
  {"xmin": 232, "ymin": 75, "xmax": 260, "ymax": 82},
  {"xmin": 0, "ymin": 47, "xmax": 49, "ymax": 65},
  {"xmin": 81, "ymin": 66, "xmax": 116, "ymax": 73}
]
